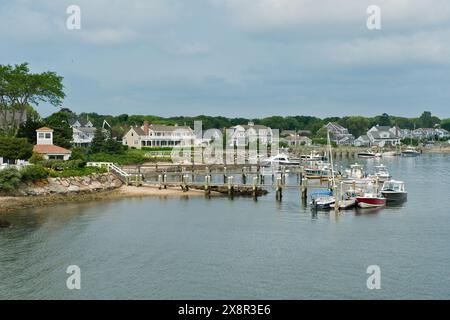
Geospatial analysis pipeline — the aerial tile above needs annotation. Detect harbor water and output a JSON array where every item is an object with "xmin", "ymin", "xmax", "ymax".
[{"xmin": 1, "ymin": 153, "xmax": 449, "ymax": 299}]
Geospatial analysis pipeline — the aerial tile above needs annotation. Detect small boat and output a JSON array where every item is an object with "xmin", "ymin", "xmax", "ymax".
[
  {"xmin": 344, "ymin": 163, "xmax": 366, "ymax": 180},
  {"xmin": 357, "ymin": 150, "xmax": 382, "ymax": 158},
  {"xmin": 261, "ymin": 153, "xmax": 300, "ymax": 167},
  {"xmin": 356, "ymin": 193, "xmax": 387, "ymax": 208},
  {"xmin": 300, "ymin": 151, "xmax": 327, "ymax": 162},
  {"xmin": 339, "ymin": 199, "xmax": 357, "ymax": 210},
  {"xmin": 368, "ymin": 164, "xmax": 391, "ymax": 182},
  {"xmin": 401, "ymin": 149, "xmax": 420, "ymax": 157},
  {"xmin": 382, "ymin": 151, "xmax": 400, "ymax": 157},
  {"xmin": 311, "ymin": 196, "xmax": 335, "ymax": 210},
  {"xmin": 381, "ymin": 180, "xmax": 407, "ymax": 202}
]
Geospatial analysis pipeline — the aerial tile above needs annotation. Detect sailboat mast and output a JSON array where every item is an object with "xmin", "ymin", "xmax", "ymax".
[{"xmin": 327, "ymin": 130, "xmax": 336, "ymax": 189}]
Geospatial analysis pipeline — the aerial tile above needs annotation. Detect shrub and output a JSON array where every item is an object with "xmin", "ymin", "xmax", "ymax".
[
  {"xmin": 39, "ymin": 159, "xmax": 85, "ymax": 170},
  {"xmin": 47, "ymin": 166, "xmax": 107, "ymax": 178},
  {"xmin": 21, "ymin": 165, "xmax": 49, "ymax": 182},
  {"xmin": 29, "ymin": 152, "xmax": 44, "ymax": 164},
  {"xmin": 89, "ymin": 150, "xmax": 146, "ymax": 165},
  {"xmin": 70, "ymin": 147, "xmax": 88, "ymax": 161},
  {"xmin": 0, "ymin": 168, "xmax": 22, "ymax": 192}
]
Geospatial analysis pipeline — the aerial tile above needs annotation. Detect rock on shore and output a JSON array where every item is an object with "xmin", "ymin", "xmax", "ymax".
[{"xmin": 17, "ymin": 173, "xmax": 123, "ymax": 196}]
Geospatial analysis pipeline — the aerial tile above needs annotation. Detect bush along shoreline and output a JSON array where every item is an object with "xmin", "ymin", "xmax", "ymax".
[{"xmin": 0, "ymin": 158, "xmax": 115, "ymax": 196}]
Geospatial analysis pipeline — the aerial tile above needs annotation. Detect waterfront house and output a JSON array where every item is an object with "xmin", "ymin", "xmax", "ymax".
[
  {"xmin": 33, "ymin": 127, "xmax": 72, "ymax": 160},
  {"xmin": 69, "ymin": 117, "xmax": 96, "ymax": 147},
  {"xmin": 322, "ymin": 122, "xmax": 355, "ymax": 145},
  {"xmin": 283, "ymin": 135, "xmax": 312, "ymax": 147},
  {"xmin": 355, "ymin": 125, "xmax": 401, "ymax": 147},
  {"xmin": 412, "ymin": 128, "xmax": 449, "ymax": 140},
  {"xmin": 227, "ymin": 122, "xmax": 273, "ymax": 147},
  {"xmin": 122, "ymin": 121, "xmax": 195, "ymax": 149},
  {"xmin": 354, "ymin": 135, "xmax": 371, "ymax": 147}
]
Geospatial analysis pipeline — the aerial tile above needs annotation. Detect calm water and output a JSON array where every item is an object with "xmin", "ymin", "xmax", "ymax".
[{"xmin": 1, "ymin": 154, "xmax": 449, "ymax": 299}]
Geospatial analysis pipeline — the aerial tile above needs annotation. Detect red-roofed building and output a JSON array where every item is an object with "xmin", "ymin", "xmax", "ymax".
[{"xmin": 33, "ymin": 127, "xmax": 72, "ymax": 160}]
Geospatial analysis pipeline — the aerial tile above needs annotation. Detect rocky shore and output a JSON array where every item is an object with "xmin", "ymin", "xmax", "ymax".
[
  {"xmin": 16, "ymin": 173, "xmax": 123, "ymax": 196},
  {"xmin": 0, "ymin": 173, "xmax": 206, "ymax": 214}
]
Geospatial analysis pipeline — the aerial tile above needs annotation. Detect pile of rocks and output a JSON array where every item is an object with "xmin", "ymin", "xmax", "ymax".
[{"xmin": 18, "ymin": 173, "xmax": 123, "ymax": 196}]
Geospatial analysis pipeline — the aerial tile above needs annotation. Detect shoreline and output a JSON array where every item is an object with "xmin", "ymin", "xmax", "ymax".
[{"xmin": 0, "ymin": 185, "xmax": 207, "ymax": 214}]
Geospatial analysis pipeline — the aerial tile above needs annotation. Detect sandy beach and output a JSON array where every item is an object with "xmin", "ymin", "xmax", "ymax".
[{"xmin": 0, "ymin": 185, "xmax": 206, "ymax": 214}]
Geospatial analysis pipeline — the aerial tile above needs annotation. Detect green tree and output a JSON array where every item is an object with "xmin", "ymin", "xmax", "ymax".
[
  {"xmin": 45, "ymin": 111, "xmax": 72, "ymax": 148},
  {"xmin": 91, "ymin": 128, "xmax": 106, "ymax": 153},
  {"xmin": 17, "ymin": 118, "xmax": 45, "ymax": 144},
  {"xmin": 0, "ymin": 137, "xmax": 33, "ymax": 163},
  {"xmin": 338, "ymin": 116, "xmax": 370, "ymax": 138},
  {"xmin": 418, "ymin": 111, "xmax": 440, "ymax": 128},
  {"xmin": 0, "ymin": 63, "xmax": 65, "ymax": 136}
]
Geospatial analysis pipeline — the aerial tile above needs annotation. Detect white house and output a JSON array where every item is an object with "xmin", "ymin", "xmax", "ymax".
[
  {"xmin": 69, "ymin": 118, "xmax": 97, "ymax": 147},
  {"xmin": 122, "ymin": 121, "xmax": 195, "ymax": 149},
  {"xmin": 33, "ymin": 127, "xmax": 72, "ymax": 160},
  {"xmin": 227, "ymin": 122, "xmax": 273, "ymax": 147},
  {"xmin": 283, "ymin": 135, "xmax": 312, "ymax": 147},
  {"xmin": 355, "ymin": 125, "xmax": 401, "ymax": 147}
]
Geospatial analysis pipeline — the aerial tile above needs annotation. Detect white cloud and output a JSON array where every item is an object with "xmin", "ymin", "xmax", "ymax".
[
  {"xmin": 211, "ymin": 0, "xmax": 450, "ymax": 31},
  {"xmin": 303, "ymin": 29, "xmax": 450, "ymax": 66},
  {"xmin": 79, "ymin": 28, "xmax": 137, "ymax": 45}
]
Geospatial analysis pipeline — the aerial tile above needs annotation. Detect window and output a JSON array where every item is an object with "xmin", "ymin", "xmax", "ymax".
[
  {"xmin": 38, "ymin": 133, "xmax": 45, "ymax": 139},
  {"xmin": 49, "ymin": 155, "xmax": 64, "ymax": 160},
  {"xmin": 45, "ymin": 133, "xmax": 51, "ymax": 139}
]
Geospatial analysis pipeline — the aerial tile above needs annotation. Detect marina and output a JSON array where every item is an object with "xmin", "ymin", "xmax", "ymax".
[{"xmin": 1, "ymin": 153, "xmax": 449, "ymax": 299}]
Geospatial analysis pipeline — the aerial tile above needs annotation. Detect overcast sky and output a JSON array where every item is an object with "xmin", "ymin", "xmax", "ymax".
[{"xmin": 1, "ymin": 0, "xmax": 450, "ymax": 118}]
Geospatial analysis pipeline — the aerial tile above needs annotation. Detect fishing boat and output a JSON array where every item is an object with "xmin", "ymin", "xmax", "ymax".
[
  {"xmin": 357, "ymin": 150, "xmax": 382, "ymax": 158},
  {"xmin": 368, "ymin": 164, "xmax": 391, "ymax": 181},
  {"xmin": 356, "ymin": 193, "xmax": 387, "ymax": 208},
  {"xmin": 300, "ymin": 151, "xmax": 327, "ymax": 162},
  {"xmin": 381, "ymin": 180, "xmax": 407, "ymax": 202},
  {"xmin": 344, "ymin": 163, "xmax": 366, "ymax": 180},
  {"xmin": 261, "ymin": 153, "xmax": 300, "ymax": 167},
  {"xmin": 401, "ymin": 148, "xmax": 420, "ymax": 157},
  {"xmin": 304, "ymin": 161, "xmax": 332, "ymax": 178}
]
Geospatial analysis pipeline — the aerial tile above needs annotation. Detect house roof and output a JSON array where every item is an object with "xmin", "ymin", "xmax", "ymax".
[
  {"xmin": 69, "ymin": 118, "xmax": 92, "ymax": 127},
  {"xmin": 149, "ymin": 124, "xmax": 192, "ymax": 132},
  {"xmin": 356, "ymin": 135, "xmax": 370, "ymax": 142},
  {"xmin": 36, "ymin": 127, "xmax": 54, "ymax": 132},
  {"xmin": 74, "ymin": 127, "xmax": 97, "ymax": 134},
  {"xmin": 33, "ymin": 144, "xmax": 71, "ymax": 154}
]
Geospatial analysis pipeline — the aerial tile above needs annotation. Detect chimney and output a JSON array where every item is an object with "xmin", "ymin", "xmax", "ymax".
[{"xmin": 143, "ymin": 121, "xmax": 149, "ymax": 135}]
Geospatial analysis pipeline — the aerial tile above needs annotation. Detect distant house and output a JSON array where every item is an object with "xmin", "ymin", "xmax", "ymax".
[
  {"xmin": 33, "ymin": 127, "xmax": 72, "ymax": 160},
  {"xmin": 354, "ymin": 135, "xmax": 371, "ymax": 147},
  {"xmin": 283, "ymin": 135, "xmax": 312, "ymax": 147},
  {"xmin": 69, "ymin": 118, "xmax": 97, "ymax": 147},
  {"xmin": 323, "ymin": 122, "xmax": 355, "ymax": 145},
  {"xmin": 355, "ymin": 125, "xmax": 401, "ymax": 147},
  {"xmin": 413, "ymin": 128, "xmax": 449, "ymax": 139},
  {"xmin": 435, "ymin": 128, "xmax": 450, "ymax": 138},
  {"xmin": 227, "ymin": 122, "xmax": 273, "ymax": 147},
  {"xmin": 122, "ymin": 121, "xmax": 195, "ymax": 149}
]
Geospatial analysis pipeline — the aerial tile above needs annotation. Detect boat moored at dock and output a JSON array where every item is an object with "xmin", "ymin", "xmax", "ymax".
[{"xmin": 381, "ymin": 180, "xmax": 407, "ymax": 202}]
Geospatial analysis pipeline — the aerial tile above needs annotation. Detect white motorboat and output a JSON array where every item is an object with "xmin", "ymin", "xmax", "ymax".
[
  {"xmin": 261, "ymin": 153, "xmax": 301, "ymax": 167},
  {"xmin": 368, "ymin": 164, "xmax": 391, "ymax": 181},
  {"xmin": 357, "ymin": 150, "xmax": 382, "ymax": 158},
  {"xmin": 401, "ymin": 148, "xmax": 420, "ymax": 157}
]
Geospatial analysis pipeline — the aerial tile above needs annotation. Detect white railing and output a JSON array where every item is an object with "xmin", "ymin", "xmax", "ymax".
[{"xmin": 86, "ymin": 162, "xmax": 131, "ymax": 181}]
